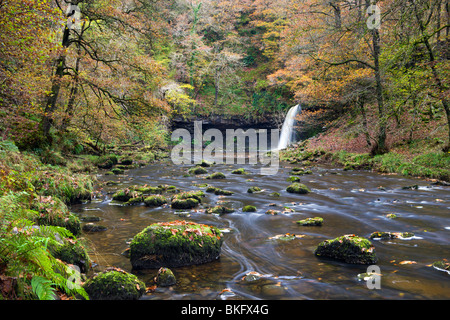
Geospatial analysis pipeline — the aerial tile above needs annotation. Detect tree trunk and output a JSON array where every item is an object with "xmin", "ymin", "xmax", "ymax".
[{"xmin": 40, "ymin": 22, "xmax": 71, "ymax": 143}]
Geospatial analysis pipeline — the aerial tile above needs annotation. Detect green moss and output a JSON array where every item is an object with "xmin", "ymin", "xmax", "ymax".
[
  {"xmin": 83, "ymin": 268, "xmax": 145, "ymax": 300},
  {"xmin": 206, "ymin": 205, "xmax": 235, "ymax": 215},
  {"xmin": 155, "ymin": 267, "xmax": 176, "ymax": 286},
  {"xmin": 269, "ymin": 192, "xmax": 280, "ymax": 197},
  {"xmin": 144, "ymin": 195, "xmax": 167, "ymax": 207},
  {"xmin": 171, "ymin": 198, "xmax": 199, "ymax": 209},
  {"xmin": 297, "ymin": 217, "xmax": 323, "ymax": 226},
  {"xmin": 31, "ymin": 197, "xmax": 81, "ymax": 236},
  {"xmin": 369, "ymin": 231, "xmax": 414, "ymax": 240},
  {"xmin": 111, "ymin": 168, "xmax": 124, "ymax": 175},
  {"xmin": 290, "ymin": 167, "xmax": 312, "ymax": 175},
  {"xmin": 205, "ymin": 186, "xmax": 234, "ymax": 195},
  {"xmin": 287, "ymin": 176, "xmax": 301, "ymax": 182},
  {"xmin": 188, "ymin": 166, "xmax": 208, "ymax": 175},
  {"xmin": 286, "ymin": 183, "xmax": 310, "ymax": 194},
  {"xmin": 314, "ymin": 234, "xmax": 377, "ymax": 264},
  {"xmin": 231, "ymin": 168, "xmax": 248, "ymax": 174},
  {"xmin": 130, "ymin": 220, "xmax": 223, "ymax": 269},
  {"xmin": 112, "ymin": 188, "xmax": 142, "ymax": 202},
  {"xmin": 247, "ymin": 186, "xmax": 262, "ymax": 193},
  {"xmin": 206, "ymin": 172, "xmax": 226, "ymax": 179},
  {"xmin": 49, "ymin": 238, "xmax": 90, "ymax": 273},
  {"xmin": 242, "ymin": 205, "xmax": 257, "ymax": 212}
]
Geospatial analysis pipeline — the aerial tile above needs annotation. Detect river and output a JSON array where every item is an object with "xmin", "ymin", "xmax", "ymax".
[{"xmin": 71, "ymin": 158, "xmax": 450, "ymax": 300}]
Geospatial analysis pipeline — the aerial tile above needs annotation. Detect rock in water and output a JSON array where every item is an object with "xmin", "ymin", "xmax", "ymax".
[
  {"xmin": 314, "ymin": 234, "xmax": 377, "ymax": 264},
  {"xmin": 130, "ymin": 220, "xmax": 223, "ymax": 269},
  {"xmin": 155, "ymin": 267, "xmax": 176, "ymax": 286},
  {"xmin": 83, "ymin": 268, "xmax": 146, "ymax": 300}
]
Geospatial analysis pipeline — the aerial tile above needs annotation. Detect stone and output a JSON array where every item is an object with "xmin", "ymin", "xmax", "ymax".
[
  {"xmin": 154, "ymin": 267, "xmax": 176, "ymax": 286},
  {"xmin": 314, "ymin": 234, "xmax": 378, "ymax": 264},
  {"xmin": 130, "ymin": 220, "xmax": 223, "ymax": 269},
  {"xmin": 286, "ymin": 183, "xmax": 310, "ymax": 194},
  {"xmin": 83, "ymin": 268, "xmax": 146, "ymax": 300},
  {"xmin": 297, "ymin": 217, "xmax": 323, "ymax": 226},
  {"xmin": 242, "ymin": 205, "xmax": 257, "ymax": 212}
]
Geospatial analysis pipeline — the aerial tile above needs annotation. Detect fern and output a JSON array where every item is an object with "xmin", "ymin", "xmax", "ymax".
[{"xmin": 31, "ymin": 276, "xmax": 57, "ymax": 300}]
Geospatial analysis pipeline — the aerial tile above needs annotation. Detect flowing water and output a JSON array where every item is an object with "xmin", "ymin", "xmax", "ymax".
[
  {"xmin": 276, "ymin": 105, "xmax": 301, "ymax": 150},
  {"xmin": 71, "ymin": 158, "xmax": 450, "ymax": 300}
]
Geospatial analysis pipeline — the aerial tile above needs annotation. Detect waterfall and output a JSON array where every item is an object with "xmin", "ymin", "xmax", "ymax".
[{"xmin": 276, "ymin": 104, "xmax": 301, "ymax": 150}]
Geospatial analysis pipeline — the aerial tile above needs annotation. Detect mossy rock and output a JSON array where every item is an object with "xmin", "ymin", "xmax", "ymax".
[
  {"xmin": 32, "ymin": 197, "xmax": 81, "ymax": 236},
  {"xmin": 155, "ymin": 267, "xmax": 176, "ymax": 286},
  {"xmin": 111, "ymin": 168, "xmax": 124, "ymax": 175},
  {"xmin": 96, "ymin": 154, "xmax": 118, "ymax": 169},
  {"xmin": 49, "ymin": 238, "xmax": 90, "ymax": 273},
  {"xmin": 247, "ymin": 186, "xmax": 262, "ymax": 193},
  {"xmin": 287, "ymin": 176, "xmax": 301, "ymax": 182},
  {"xmin": 206, "ymin": 186, "xmax": 234, "ymax": 195},
  {"xmin": 188, "ymin": 166, "xmax": 208, "ymax": 175},
  {"xmin": 206, "ymin": 172, "xmax": 226, "ymax": 179},
  {"xmin": 369, "ymin": 231, "xmax": 414, "ymax": 240},
  {"xmin": 432, "ymin": 260, "xmax": 450, "ymax": 274},
  {"xmin": 242, "ymin": 205, "xmax": 257, "ymax": 212},
  {"xmin": 171, "ymin": 198, "xmax": 199, "ymax": 209},
  {"xmin": 82, "ymin": 223, "xmax": 107, "ymax": 232},
  {"xmin": 125, "ymin": 196, "xmax": 144, "ymax": 205},
  {"xmin": 129, "ymin": 220, "xmax": 223, "ymax": 269},
  {"xmin": 198, "ymin": 159, "xmax": 212, "ymax": 167},
  {"xmin": 314, "ymin": 234, "xmax": 377, "ymax": 264},
  {"xmin": 231, "ymin": 168, "xmax": 248, "ymax": 174},
  {"xmin": 206, "ymin": 205, "xmax": 235, "ymax": 215},
  {"xmin": 269, "ymin": 192, "xmax": 281, "ymax": 197},
  {"xmin": 173, "ymin": 190, "xmax": 204, "ymax": 201},
  {"xmin": 119, "ymin": 158, "xmax": 133, "ymax": 165},
  {"xmin": 290, "ymin": 167, "xmax": 312, "ymax": 175},
  {"xmin": 265, "ymin": 209, "xmax": 278, "ymax": 215},
  {"xmin": 83, "ymin": 268, "xmax": 146, "ymax": 300},
  {"xmin": 297, "ymin": 217, "xmax": 323, "ymax": 226},
  {"xmin": 144, "ymin": 195, "xmax": 167, "ymax": 207},
  {"xmin": 286, "ymin": 183, "xmax": 310, "ymax": 194},
  {"xmin": 112, "ymin": 188, "xmax": 142, "ymax": 202}
]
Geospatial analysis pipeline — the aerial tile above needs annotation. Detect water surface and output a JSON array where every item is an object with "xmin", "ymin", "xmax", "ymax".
[{"xmin": 71, "ymin": 160, "xmax": 450, "ymax": 300}]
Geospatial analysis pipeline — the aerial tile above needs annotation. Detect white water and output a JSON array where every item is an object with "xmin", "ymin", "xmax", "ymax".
[{"xmin": 276, "ymin": 104, "xmax": 301, "ymax": 150}]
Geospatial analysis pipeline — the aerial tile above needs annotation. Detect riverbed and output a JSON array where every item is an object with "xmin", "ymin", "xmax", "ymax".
[{"xmin": 71, "ymin": 159, "xmax": 450, "ymax": 300}]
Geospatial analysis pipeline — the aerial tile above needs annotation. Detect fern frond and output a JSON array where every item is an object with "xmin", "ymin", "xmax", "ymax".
[{"xmin": 31, "ymin": 276, "xmax": 56, "ymax": 300}]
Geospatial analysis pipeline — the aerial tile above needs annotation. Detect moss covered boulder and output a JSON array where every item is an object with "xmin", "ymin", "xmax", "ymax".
[
  {"xmin": 206, "ymin": 205, "xmax": 235, "ymax": 215},
  {"xmin": 188, "ymin": 166, "xmax": 208, "ymax": 175},
  {"xmin": 83, "ymin": 268, "xmax": 145, "ymax": 300},
  {"xmin": 112, "ymin": 188, "xmax": 141, "ymax": 202},
  {"xmin": 206, "ymin": 172, "xmax": 226, "ymax": 179},
  {"xmin": 154, "ymin": 267, "xmax": 176, "ymax": 286},
  {"xmin": 247, "ymin": 186, "xmax": 262, "ymax": 193},
  {"xmin": 231, "ymin": 168, "xmax": 248, "ymax": 174},
  {"xmin": 314, "ymin": 234, "xmax": 378, "ymax": 264},
  {"xmin": 205, "ymin": 186, "xmax": 234, "ymax": 195},
  {"xmin": 242, "ymin": 205, "xmax": 257, "ymax": 212},
  {"xmin": 130, "ymin": 220, "xmax": 223, "ymax": 269},
  {"xmin": 297, "ymin": 217, "xmax": 323, "ymax": 226},
  {"xmin": 170, "ymin": 190, "xmax": 204, "ymax": 209},
  {"xmin": 286, "ymin": 183, "xmax": 310, "ymax": 194},
  {"xmin": 369, "ymin": 231, "xmax": 414, "ymax": 240},
  {"xmin": 144, "ymin": 195, "xmax": 167, "ymax": 207},
  {"xmin": 49, "ymin": 237, "xmax": 90, "ymax": 273}
]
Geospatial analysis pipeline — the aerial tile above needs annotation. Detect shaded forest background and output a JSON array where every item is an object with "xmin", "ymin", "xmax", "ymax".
[{"xmin": 1, "ymin": 0, "xmax": 449, "ymax": 155}]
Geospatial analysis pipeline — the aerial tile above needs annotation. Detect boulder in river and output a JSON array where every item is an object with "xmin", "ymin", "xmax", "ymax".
[
  {"xmin": 297, "ymin": 217, "xmax": 323, "ymax": 226},
  {"xmin": 83, "ymin": 267, "xmax": 146, "ymax": 300},
  {"xmin": 242, "ymin": 205, "xmax": 257, "ymax": 212},
  {"xmin": 144, "ymin": 195, "xmax": 168, "ymax": 207},
  {"xmin": 206, "ymin": 205, "xmax": 235, "ymax": 215},
  {"xmin": 188, "ymin": 166, "xmax": 208, "ymax": 175},
  {"xmin": 129, "ymin": 220, "xmax": 223, "ymax": 269},
  {"xmin": 369, "ymin": 231, "xmax": 414, "ymax": 240},
  {"xmin": 206, "ymin": 172, "xmax": 226, "ymax": 179},
  {"xmin": 154, "ymin": 267, "xmax": 177, "ymax": 286},
  {"xmin": 286, "ymin": 183, "xmax": 310, "ymax": 194},
  {"xmin": 247, "ymin": 186, "xmax": 262, "ymax": 193},
  {"xmin": 314, "ymin": 234, "xmax": 378, "ymax": 264}
]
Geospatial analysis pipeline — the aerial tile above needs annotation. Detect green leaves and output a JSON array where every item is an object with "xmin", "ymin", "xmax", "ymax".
[{"xmin": 31, "ymin": 276, "xmax": 56, "ymax": 300}]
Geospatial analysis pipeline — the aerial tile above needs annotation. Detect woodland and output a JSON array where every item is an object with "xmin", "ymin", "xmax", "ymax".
[{"xmin": 0, "ymin": 0, "xmax": 449, "ymax": 300}]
